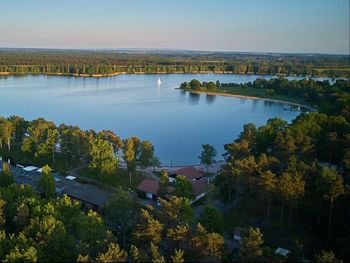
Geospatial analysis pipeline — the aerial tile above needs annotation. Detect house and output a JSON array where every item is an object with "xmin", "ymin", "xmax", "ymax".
[
  {"xmin": 275, "ymin": 247, "xmax": 291, "ymax": 257},
  {"xmin": 191, "ymin": 179, "xmax": 207, "ymax": 203},
  {"xmin": 136, "ymin": 179, "xmax": 174, "ymax": 200},
  {"xmin": 233, "ymin": 227, "xmax": 247, "ymax": 241},
  {"xmin": 0, "ymin": 160, "xmax": 112, "ymax": 211},
  {"xmin": 136, "ymin": 178, "xmax": 207, "ymax": 204},
  {"xmin": 169, "ymin": 166, "xmax": 204, "ymax": 183}
]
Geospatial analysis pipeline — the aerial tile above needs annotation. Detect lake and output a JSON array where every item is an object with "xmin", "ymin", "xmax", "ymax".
[{"xmin": 0, "ymin": 74, "xmax": 307, "ymax": 165}]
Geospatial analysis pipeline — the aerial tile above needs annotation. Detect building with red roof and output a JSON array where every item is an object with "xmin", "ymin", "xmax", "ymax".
[
  {"xmin": 169, "ymin": 166, "xmax": 204, "ymax": 183},
  {"xmin": 136, "ymin": 179, "xmax": 174, "ymax": 200}
]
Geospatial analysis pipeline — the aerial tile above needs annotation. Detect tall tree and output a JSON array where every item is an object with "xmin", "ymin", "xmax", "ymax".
[
  {"xmin": 321, "ymin": 168, "xmax": 345, "ymax": 235},
  {"xmin": 315, "ymin": 250, "xmax": 343, "ymax": 263},
  {"xmin": 103, "ymin": 190, "xmax": 135, "ymax": 246},
  {"xmin": 171, "ymin": 249, "xmax": 185, "ymax": 263},
  {"xmin": 199, "ymin": 206, "xmax": 224, "ymax": 234},
  {"xmin": 139, "ymin": 140, "xmax": 155, "ymax": 169},
  {"xmin": 199, "ymin": 144, "xmax": 217, "ymax": 173},
  {"xmin": 95, "ymin": 242, "xmax": 128, "ymax": 263},
  {"xmin": 123, "ymin": 138, "xmax": 136, "ymax": 189},
  {"xmin": 150, "ymin": 242, "xmax": 165, "ymax": 263},
  {"xmin": 173, "ymin": 176, "xmax": 194, "ymax": 200},
  {"xmin": 37, "ymin": 165, "xmax": 55, "ymax": 199},
  {"xmin": 21, "ymin": 118, "xmax": 58, "ymax": 161},
  {"xmin": 134, "ymin": 209, "xmax": 163, "ymax": 246},
  {"xmin": 157, "ymin": 170, "xmax": 169, "ymax": 198},
  {"xmin": 89, "ymin": 137, "xmax": 118, "ymax": 178},
  {"xmin": 0, "ymin": 118, "xmax": 14, "ymax": 151},
  {"xmin": 258, "ymin": 170, "xmax": 277, "ymax": 221},
  {"xmin": 239, "ymin": 227, "xmax": 264, "ymax": 262},
  {"xmin": 0, "ymin": 162, "xmax": 14, "ymax": 187}
]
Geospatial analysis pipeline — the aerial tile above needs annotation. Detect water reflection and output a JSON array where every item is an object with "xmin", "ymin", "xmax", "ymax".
[
  {"xmin": 188, "ymin": 92, "xmax": 200, "ymax": 104},
  {"xmin": 205, "ymin": 94, "xmax": 216, "ymax": 104}
]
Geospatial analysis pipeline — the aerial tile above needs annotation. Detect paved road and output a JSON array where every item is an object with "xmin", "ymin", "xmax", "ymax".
[{"xmin": 119, "ymin": 160, "xmax": 226, "ymax": 175}]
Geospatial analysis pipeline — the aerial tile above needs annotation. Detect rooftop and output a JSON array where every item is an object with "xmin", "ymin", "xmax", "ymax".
[
  {"xmin": 170, "ymin": 166, "xmax": 204, "ymax": 180},
  {"xmin": 136, "ymin": 179, "xmax": 174, "ymax": 195}
]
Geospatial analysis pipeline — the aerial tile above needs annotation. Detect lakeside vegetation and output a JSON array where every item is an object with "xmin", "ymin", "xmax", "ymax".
[
  {"xmin": 0, "ymin": 49, "xmax": 349, "ymax": 77},
  {"xmin": 180, "ymin": 78, "xmax": 350, "ymax": 119}
]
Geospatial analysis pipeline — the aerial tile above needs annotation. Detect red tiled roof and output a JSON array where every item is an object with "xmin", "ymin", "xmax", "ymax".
[
  {"xmin": 191, "ymin": 179, "xmax": 206, "ymax": 197},
  {"xmin": 137, "ymin": 179, "xmax": 174, "ymax": 195},
  {"xmin": 172, "ymin": 166, "xmax": 204, "ymax": 180}
]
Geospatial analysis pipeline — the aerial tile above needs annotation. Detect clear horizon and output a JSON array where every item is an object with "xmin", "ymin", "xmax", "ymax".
[{"xmin": 0, "ymin": 0, "xmax": 349, "ymax": 55}]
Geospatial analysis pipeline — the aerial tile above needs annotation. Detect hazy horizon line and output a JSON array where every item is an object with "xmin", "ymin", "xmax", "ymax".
[{"xmin": 1, "ymin": 46, "xmax": 349, "ymax": 56}]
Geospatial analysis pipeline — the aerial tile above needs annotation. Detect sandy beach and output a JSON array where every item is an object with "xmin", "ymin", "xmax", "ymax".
[{"xmin": 190, "ymin": 90, "xmax": 318, "ymax": 112}]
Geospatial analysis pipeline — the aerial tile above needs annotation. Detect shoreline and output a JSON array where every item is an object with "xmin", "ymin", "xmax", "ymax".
[
  {"xmin": 189, "ymin": 90, "xmax": 318, "ymax": 112},
  {"xmin": 0, "ymin": 71, "xmax": 325, "ymax": 79}
]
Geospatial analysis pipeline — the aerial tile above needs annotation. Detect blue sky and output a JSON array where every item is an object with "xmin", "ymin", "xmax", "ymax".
[{"xmin": 0, "ymin": 0, "xmax": 349, "ymax": 54}]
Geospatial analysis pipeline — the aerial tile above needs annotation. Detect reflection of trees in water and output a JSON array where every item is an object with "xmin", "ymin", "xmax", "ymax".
[
  {"xmin": 189, "ymin": 92, "xmax": 200, "ymax": 104},
  {"xmin": 263, "ymin": 100, "xmax": 275, "ymax": 108},
  {"xmin": 206, "ymin": 94, "xmax": 216, "ymax": 104}
]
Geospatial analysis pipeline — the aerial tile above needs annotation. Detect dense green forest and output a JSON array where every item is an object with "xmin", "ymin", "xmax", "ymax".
[
  {"xmin": 0, "ymin": 48, "xmax": 349, "ymax": 77},
  {"xmin": 0, "ymin": 111, "xmax": 349, "ymax": 262},
  {"xmin": 181, "ymin": 78, "xmax": 350, "ymax": 121}
]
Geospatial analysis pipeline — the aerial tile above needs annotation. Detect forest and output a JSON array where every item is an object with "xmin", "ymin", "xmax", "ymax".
[
  {"xmin": 181, "ymin": 78, "xmax": 350, "ymax": 121},
  {"xmin": 0, "ymin": 78, "xmax": 349, "ymax": 262},
  {"xmin": 0, "ymin": 48, "xmax": 349, "ymax": 77}
]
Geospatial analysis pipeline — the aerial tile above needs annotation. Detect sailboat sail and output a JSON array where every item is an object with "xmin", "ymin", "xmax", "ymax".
[{"xmin": 157, "ymin": 78, "xmax": 161, "ymax": 85}]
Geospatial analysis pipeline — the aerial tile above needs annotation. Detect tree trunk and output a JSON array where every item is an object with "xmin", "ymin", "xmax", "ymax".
[
  {"xmin": 316, "ymin": 199, "xmax": 322, "ymax": 231},
  {"xmin": 267, "ymin": 198, "xmax": 271, "ymax": 222},
  {"xmin": 280, "ymin": 199, "xmax": 285, "ymax": 225},
  {"xmin": 228, "ymin": 174, "xmax": 231, "ymax": 208},
  {"xmin": 65, "ymin": 154, "xmax": 68, "ymax": 169},
  {"xmin": 328, "ymin": 198, "xmax": 334, "ymax": 236},
  {"xmin": 52, "ymin": 147, "xmax": 55, "ymax": 166},
  {"xmin": 288, "ymin": 201, "xmax": 293, "ymax": 226},
  {"xmin": 7, "ymin": 138, "xmax": 10, "ymax": 152}
]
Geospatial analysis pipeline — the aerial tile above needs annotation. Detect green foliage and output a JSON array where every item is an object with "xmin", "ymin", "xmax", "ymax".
[
  {"xmin": 123, "ymin": 138, "xmax": 137, "ymax": 187},
  {"xmin": 157, "ymin": 170, "xmax": 169, "ymax": 198},
  {"xmin": 89, "ymin": 137, "xmax": 118, "ymax": 178},
  {"xmin": 96, "ymin": 242, "xmax": 128, "ymax": 262},
  {"xmin": 239, "ymin": 227, "xmax": 264, "ymax": 262},
  {"xmin": 139, "ymin": 140, "xmax": 154, "ymax": 168},
  {"xmin": 37, "ymin": 165, "xmax": 55, "ymax": 199},
  {"xmin": 134, "ymin": 209, "xmax": 163, "ymax": 246},
  {"xmin": 171, "ymin": 249, "xmax": 185, "ymax": 263},
  {"xmin": 315, "ymin": 250, "xmax": 343, "ymax": 263},
  {"xmin": 158, "ymin": 196, "xmax": 194, "ymax": 227},
  {"xmin": 173, "ymin": 176, "xmax": 194, "ymax": 199},
  {"xmin": 199, "ymin": 206, "xmax": 224, "ymax": 234},
  {"xmin": 103, "ymin": 189, "xmax": 135, "ymax": 244},
  {"xmin": 0, "ymin": 117, "xmax": 14, "ymax": 151},
  {"xmin": 199, "ymin": 144, "xmax": 217, "ymax": 172},
  {"xmin": 1, "ymin": 50, "xmax": 349, "ymax": 77},
  {"xmin": 0, "ymin": 162, "xmax": 14, "ymax": 187},
  {"xmin": 21, "ymin": 118, "xmax": 58, "ymax": 162},
  {"xmin": 189, "ymin": 79, "xmax": 201, "ymax": 90},
  {"xmin": 150, "ymin": 242, "xmax": 165, "ymax": 263}
]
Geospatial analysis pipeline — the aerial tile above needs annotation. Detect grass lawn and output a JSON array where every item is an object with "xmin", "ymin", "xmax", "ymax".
[
  {"xmin": 77, "ymin": 167, "xmax": 145, "ymax": 191},
  {"xmin": 0, "ymin": 146, "xmax": 78, "ymax": 174}
]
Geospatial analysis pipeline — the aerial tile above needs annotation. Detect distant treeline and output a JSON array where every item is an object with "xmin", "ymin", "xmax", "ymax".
[{"xmin": 0, "ymin": 49, "xmax": 349, "ymax": 77}]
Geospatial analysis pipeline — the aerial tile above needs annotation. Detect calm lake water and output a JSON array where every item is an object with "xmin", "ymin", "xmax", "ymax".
[{"xmin": 0, "ymin": 74, "xmax": 306, "ymax": 165}]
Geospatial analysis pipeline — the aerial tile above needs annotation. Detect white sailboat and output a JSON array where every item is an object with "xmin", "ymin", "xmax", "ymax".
[{"xmin": 157, "ymin": 77, "xmax": 162, "ymax": 86}]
